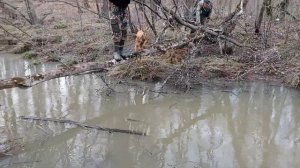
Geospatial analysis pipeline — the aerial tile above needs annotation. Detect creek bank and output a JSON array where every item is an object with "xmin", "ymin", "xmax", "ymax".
[{"xmin": 0, "ymin": 5, "xmax": 299, "ymax": 89}]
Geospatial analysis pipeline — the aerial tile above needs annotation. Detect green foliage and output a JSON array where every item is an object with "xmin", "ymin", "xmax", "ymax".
[
  {"xmin": 54, "ymin": 22, "xmax": 68, "ymax": 29},
  {"xmin": 47, "ymin": 53, "xmax": 61, "ymax": 62},
  {"xmin": 23, "ymin": 51, "xmax": 38, "ymax": 59},
  {"xmin": 32, "ymin": 59, "xmax": 41, "ymax": 65}
]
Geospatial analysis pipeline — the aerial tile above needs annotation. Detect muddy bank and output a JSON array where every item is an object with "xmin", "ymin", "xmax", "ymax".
[{"xmin": 0, "ymin": 1, "xmax": 299, "ymax": 90}]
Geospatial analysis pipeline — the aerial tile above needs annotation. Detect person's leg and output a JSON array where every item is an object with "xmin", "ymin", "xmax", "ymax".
[
  {"xmin": 119, "ymin": 8, "xmax": 129, "ymax": 59},
  {"xmin": 110, "ymin": 4, "xmax": 123, "ymax": 61}
]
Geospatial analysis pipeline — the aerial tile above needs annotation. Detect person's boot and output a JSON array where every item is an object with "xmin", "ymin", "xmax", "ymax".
[
  {"xmin": 113, "ymin": 42, "xmax": 122, "ymax": 62},
  {"xmin": 119, "ymin": 40, "xmax": 127, "ymax": 60}
]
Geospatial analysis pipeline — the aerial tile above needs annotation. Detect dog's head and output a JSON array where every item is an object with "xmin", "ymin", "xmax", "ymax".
[
  {"xmin": 135, "ymin": 30, "xmax": 147, "ymax": 52},
  {"xmin": 136, "ymin": 30, "xmax": 145, "ymax": 41}
]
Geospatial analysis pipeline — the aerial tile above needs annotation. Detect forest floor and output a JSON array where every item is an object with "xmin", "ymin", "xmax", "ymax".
[{"xmin": 0, "ymin": 1, "xmax": 300, "ymax": 90}]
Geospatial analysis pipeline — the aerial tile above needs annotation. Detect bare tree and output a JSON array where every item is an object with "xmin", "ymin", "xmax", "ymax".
[
  {"xmin": 0, "ymin": 0, "xmax": 31, "ymax": 23},
  {"xmin": 255, "ymin": 0, "xmax": 268, "ymax": 34},
  {"xmin": 277, "ymin": 0, "xmax": 290, "ymax": 21},
  {"xmin": 95, "ymin": 0, "xmax": 100, "ymax": 18},
  {"xmin": 24, "ymin": 0, "xmax": 39, "ymax": 25},
  {"xmin": 75, "ymin": 0, "xmax": 82, "ymax": 13},
  {"xmin": 266, "ymin": 0, "xmax": 272, "ymax": 17},
  {"xmin": 223, "ymin": 0, "xmax": 250, "ymax": 34},
  {"xmin": 0, "ymin": 1, "xmax": 18, "ymax": 19},
  {"xmin": 101, "ymin": 0, "xmax": 109, "ymax": 18},
  {"xmin": 83, "ymin": 0, "xmax": 90, "ymax": 8}
]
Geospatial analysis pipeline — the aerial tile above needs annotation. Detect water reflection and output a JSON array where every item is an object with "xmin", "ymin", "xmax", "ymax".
[{"xmin": 0, "ymin": 54, "xmax": 300, "ymax": 168}]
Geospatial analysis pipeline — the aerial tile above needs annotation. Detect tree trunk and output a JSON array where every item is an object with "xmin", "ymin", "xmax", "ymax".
[
  {"xmin": 83, "ymin": 0, "xmax": 90, "ymax": 8},
  {"xmin": 228, "ymin": 0, "xmax": 233, "ymax": 14},
  {"xmin": 278, "ymin": 0, "xmax": 290, "ymax": 21},
  {"xmin": 95, "ymin": 0, "xmax": 101, "ymax": 18},
  {"xmin": 101, "ymin": 0, "xmax": 109, "ymax": 18},
  {"xmin": 75, "ymin": 0, "xmax": 82, "ymax": 13},
  {"xmin": 223, "ymin": 0, "xmax": 250, "ymax": 34},
  {"xmin": 24, "ymin": 0, "xmax": 39, "ymax": 25},
  {"xmin": 266, "ymin": 0, "xmax": 272, "ymax": 17},
  {"xmin": 255, "ymin": 0, "xmax": 268, "ymax": 34},
  {"xmin": 183, "ymin": 0, "xmax": 195, "ymax": 20}
]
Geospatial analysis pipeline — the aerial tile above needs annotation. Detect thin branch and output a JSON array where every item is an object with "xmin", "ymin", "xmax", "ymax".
[
  {"xmin": 0, "ymin": 0, "xmax": 31, "ymax": 23},
  {"xmin": 20, "ymin": 116, "xmax": 146, "ymax": 136},
  {"xmin": 285, "ymin": 10, "xmax": 300, "ymax": 21},
  {"xmin": 46, "ymin": 0, "xmax": 109, "ymax": 20},
  {"xmin": 0, "ymin": 17, "xmax": 32, "ymax": 37},
  {"xmin": 133, "ymin": 0, "xmax": 166, "ymax": 20},
  {"xmin": 0, "ymin": 24, "xmax": 26, "ymax": 43}
]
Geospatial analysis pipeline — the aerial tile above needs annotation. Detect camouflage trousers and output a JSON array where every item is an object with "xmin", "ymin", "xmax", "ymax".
[{"xmin": 110, "ymin": 3, "xmax": 129, "ymax": 43}]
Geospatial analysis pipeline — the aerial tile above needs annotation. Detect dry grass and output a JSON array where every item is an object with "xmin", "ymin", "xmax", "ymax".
[{"xmin": 109, "ymin": 57, "xmax": 170, "ymax": 82}]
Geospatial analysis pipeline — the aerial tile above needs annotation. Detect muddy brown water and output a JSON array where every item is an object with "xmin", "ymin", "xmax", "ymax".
[{"xmin": 0, "ymin": 53, "xmax": 300, "ymax": 168}]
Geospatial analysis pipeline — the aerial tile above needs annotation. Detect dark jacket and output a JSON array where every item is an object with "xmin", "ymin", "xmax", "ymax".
[{"xmin": 109, "ymin": 0, "xmax": 130, "ymax": 9}]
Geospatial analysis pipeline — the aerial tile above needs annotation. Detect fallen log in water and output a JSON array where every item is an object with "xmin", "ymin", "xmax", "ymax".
[
  {"xmin": 0, "ymin": 62, "xmax": 108, "ymax": 90},
  {"xmin": 19, "ymin": 116, "xmax": 146, "ymax": 136}
]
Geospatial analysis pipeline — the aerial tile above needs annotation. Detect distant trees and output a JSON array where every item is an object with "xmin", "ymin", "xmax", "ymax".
[
  {"xmin": 255, "ymin": 0, "xmax": 292, "ymax": 34},
  {"xmin": 255, "ymin": 0, "xmax": 268, "ymax": 34},
  {"xmin": 0, "ymin": 0, "xmax": 39, "ymax": 25},
  {"xmin": 278, "ymin": 0, "xmax": 290, "ymax": 20},
  {"xmin": 83, "ymin": 0, "xmax": 90, "ymax": 8},
  {"xmin": 24, "ymin": 0, "xmax": 39, "ymax": 24}
]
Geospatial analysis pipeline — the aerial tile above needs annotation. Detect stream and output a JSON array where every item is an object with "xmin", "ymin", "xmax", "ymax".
[{"xmin": 0, "ymin": 53, "xmax": 300, "ymax": 168}]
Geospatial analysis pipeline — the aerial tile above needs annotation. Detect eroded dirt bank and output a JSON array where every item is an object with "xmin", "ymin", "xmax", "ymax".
[{"xmin": 0, "ymin": 1, "xmax": 300, "ymax": 90}]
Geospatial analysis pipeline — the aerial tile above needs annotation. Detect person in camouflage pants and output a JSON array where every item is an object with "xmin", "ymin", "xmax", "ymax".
[
  {"xmin": 109, "ymin": 0, "xmax": 130, "ymax": 61},
  {"xmin": 190, "ymin": 0, "xmax": 213, "ymax": 33},
  {"xmin": 198, "ymin": 0, "xmax": 212, "ymax": 25}
]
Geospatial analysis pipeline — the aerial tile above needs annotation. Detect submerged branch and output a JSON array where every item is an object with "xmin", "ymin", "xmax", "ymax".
[
  {"xmin": 0, "ymin": 62, "xmax": 108, "ymax": 90},
  {"xmin": 19, "ymin": 116, "xmax": 146, "ymax": 136}
]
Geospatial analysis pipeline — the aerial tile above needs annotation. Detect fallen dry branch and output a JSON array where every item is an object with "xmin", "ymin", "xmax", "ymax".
[
  {"xmin": 19, "ymin": 116, "xmax": 146, "ymax": 136},
  {"xmin": 156, "ymin": 33, "xmax": 205, "ymax": 52},
  {"xmin": 154, "ymin": 0, "xmax": 251, "ymax": 48},
  {"xmin": 0, "ymin": 62, "xmax": 108, "ymax": 90}
]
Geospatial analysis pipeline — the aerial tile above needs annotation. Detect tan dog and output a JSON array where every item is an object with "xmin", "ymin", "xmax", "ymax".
[{"xmin": 134, "ymin": 30, "xmax": 148, "ymax": 52}]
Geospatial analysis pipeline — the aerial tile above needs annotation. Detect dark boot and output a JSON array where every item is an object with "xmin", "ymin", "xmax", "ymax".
[
  {"xmin": 113, "ymin": 42, "xmax": 122, "ymax": 61},
  {"xmin": 119, "ymin": 39, "xmax": 127, "ymax": 60}
]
